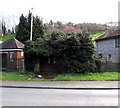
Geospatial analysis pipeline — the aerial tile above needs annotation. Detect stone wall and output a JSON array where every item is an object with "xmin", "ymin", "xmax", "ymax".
[
  {"xmin": 100, "ymin": 62, "xmax": 119, "ymax": 72},
  {"xmin": 96, "ymin": 38, "xmax": 119, "ymax": 63},
  {"xmin": 96, "ymin": 38, "xmax": 120, "ymax": 72}
]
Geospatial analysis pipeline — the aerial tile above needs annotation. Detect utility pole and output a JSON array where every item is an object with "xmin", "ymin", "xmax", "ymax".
[{"xmin": 30, "ymin": 8, "xmax": 33, "ymax": 41}]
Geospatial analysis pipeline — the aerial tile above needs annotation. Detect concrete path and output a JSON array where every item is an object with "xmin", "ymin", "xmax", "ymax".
[{"xmin": 1, "ymin": 81, "xmax": 119, "ymax": 89}]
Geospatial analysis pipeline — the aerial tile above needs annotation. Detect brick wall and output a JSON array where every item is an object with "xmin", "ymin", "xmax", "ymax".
[{"xmin": 1, "ymin": 51, "xmax": 24, "ymax": 72}]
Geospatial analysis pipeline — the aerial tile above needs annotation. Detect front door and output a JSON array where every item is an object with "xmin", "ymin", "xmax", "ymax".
[{"xmin": 2, "ymin": 53, "xmax": 7, "ymax": 68}]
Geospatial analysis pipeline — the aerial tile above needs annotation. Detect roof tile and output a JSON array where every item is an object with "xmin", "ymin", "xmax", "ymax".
[
  {"xmin": 0, "ymin": 38, "xmax": 24, "ymax": 49},
  {"xmin": 94, "ymin": 28, "xmax": 120, "ymax": 41}
]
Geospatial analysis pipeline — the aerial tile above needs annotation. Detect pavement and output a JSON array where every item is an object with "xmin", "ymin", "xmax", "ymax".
[{"xmin": 0, "ymin": 81, "xmax": 119, "ymax": 89}]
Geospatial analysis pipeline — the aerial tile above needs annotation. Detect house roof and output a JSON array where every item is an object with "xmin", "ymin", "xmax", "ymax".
[
  {"xmin": 94, "ymin": 28, "xmax": 120, "ymax": 41},
  {"xmin": 0, "ymin": 38, "xmax": 24, "ymax": 49}
]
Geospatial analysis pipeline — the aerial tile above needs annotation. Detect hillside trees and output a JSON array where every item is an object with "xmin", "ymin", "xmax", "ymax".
[
  {"xmin": 44, "ymin": 21, "xmax": 108, "ymax": 34},
  {"xmin": 63, "ymin": 26, "xmax": 82, "ymax": 33},
  {"xmin": 0, "ymin": 15, "xmax": 16, "ymax": 36},
  {"xmin": 0, "ymin": 20, "xmax": 7, "ymax": 36},
  {"xmin": 44, "ymin": 20, "xmax": 65, "ymax": 33},
  {"xmin": 2, "ymin": 23, "xmax": 7, "ymax": 36}
]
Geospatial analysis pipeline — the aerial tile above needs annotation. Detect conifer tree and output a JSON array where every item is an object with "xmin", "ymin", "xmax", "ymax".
[
  {"xmin": 16, "ymin": 14, "xmax": 29, "ymax": 43},
  {"xmin": 16, "ymin": 12, "xmax": 44, "ymax": 43}
]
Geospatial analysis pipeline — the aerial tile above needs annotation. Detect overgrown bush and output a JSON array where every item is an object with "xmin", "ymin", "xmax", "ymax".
[
  {"xmin": 24, "ymin": 32, "xmax": 98, "ymax": 73},
  {"xmin": 54, "ymin": 33, "xmax": 96, "ymax": 73},
  {"xmin": 24, "ymin": 40, "xmax": 38, "ymax": 71},
  {"xmin": 94, "ymin": 57, "xmax": 102, "ymax": 72}
]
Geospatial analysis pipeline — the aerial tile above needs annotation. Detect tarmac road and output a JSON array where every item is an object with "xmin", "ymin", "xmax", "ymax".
[{"xmin": 1, "ymin": 87, "xmax": 118, "ymax": 106}]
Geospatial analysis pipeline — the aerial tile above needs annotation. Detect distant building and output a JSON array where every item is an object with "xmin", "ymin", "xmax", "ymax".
[
  {"xmin": 94, "ymin": 28, "xmax": 120, "ymax": 72},
  {"xmin": 0, "ymin": 39, "xmax": 24, "ymax": 72}
]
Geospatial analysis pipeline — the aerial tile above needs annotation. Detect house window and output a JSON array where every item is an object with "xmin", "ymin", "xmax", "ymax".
[
  {"xmin": 115, "ymin": 37, "xmax": 120, "ymax": 47},
  {"xmin": 108, "ymin": 54, "xmax": 111, "ymax": 58},
  {"xmin": 9, "ymin": 52, "xmax": 14, "ymax": 61},
  {"xmin": 21, "ymin": 52, "xmax": 24, "ymax": 57},
  {"xmin": 99, "ymin": 54, "xmax": 103, "ymax": 59},
  {"xmin": 107, "ymin": 54, "xmax": 112, "ymax": 62}
]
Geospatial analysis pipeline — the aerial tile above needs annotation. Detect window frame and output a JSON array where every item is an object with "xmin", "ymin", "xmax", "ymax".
[
  {"xmin": 9, "ymin": 52, "xmax": 14, "ymax": 61},
  {"xmin": 115, "ymin": 37, "xmax": 120, "ymax": 48}
]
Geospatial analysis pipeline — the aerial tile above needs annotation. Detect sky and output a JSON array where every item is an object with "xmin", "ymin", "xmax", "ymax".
[{"xmin": 0, "ymin": 0, "xmax": 120, "ymax": 29}]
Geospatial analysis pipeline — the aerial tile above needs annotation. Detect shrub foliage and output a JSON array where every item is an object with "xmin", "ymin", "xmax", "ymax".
[{"xmin": 24, "ymin": 32, "xmax": 99, "ymax": 73}]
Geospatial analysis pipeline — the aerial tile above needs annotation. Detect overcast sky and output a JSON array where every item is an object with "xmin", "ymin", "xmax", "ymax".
[{"xmin": 0, "ymin": 0, "xmax": 119, "ymax": 28}]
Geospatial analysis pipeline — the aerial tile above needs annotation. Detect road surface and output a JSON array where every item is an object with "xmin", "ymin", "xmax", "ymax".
[{"xmin": 1, "ymin": 87, "xmax": 118, "ymax": 106}]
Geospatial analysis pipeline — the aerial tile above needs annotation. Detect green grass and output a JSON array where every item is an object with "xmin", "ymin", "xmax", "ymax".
[
  {"xmin": 0, "ymin": 72, "xmax": 119, "ymax": 81},
  {"xmin": 0, "ymin": 72, "xmax": 34, "ymax": 81},
  {"xmin": 90, "ymin": 32, "xmax": 105, "ymax": 40},
  {"xmin": 52, "ymin": 72, "xmax": 119, "ymax": 81},
  {"xmin": 0, "ymin": 34, "xmax": 16, "ymax": 42}
]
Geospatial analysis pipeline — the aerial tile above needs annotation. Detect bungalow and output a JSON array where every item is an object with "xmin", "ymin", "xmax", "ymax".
[
  {"xmin": 0, "ymin": 38, "xmax": 24, "ymax": 72},
  {"xmin": 94, "ymin": 28, "xmax": 120, "ymax": 72}
]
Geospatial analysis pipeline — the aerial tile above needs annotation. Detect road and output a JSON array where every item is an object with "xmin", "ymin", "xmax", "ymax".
[{"xmin": 1, "ymin": 87, "xmax": 118, "ymax": 106}]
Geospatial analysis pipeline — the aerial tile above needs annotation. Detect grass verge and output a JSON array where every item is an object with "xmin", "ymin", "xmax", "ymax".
[
  {"xmin": 0, "ymin": 72, "xmax": 119, "ymax": 81},
  {"xmin": 53, "ymin": 72, "xmax": 119, "ymax": 81},
  {"xmin": 0, "ymin": 72, "xmax": 34, "ymax": 81}
]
